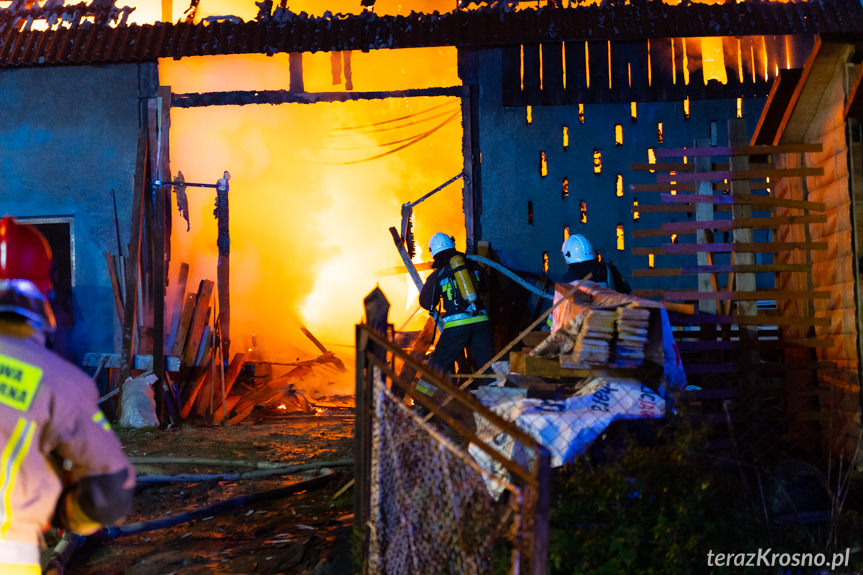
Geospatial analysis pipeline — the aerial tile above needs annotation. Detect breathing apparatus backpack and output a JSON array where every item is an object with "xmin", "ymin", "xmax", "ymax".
[{"xmin": 447, "ymin": 253, "xmax": 479, "ymax": 315}]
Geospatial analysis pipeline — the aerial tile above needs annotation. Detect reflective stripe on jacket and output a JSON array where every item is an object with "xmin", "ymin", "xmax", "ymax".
[{"xmin": 439, "ymin": 312, "xmax": 489, "ymax": 329}]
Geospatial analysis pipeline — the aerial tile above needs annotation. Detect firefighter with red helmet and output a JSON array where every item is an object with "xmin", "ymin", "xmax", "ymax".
[
  {"xmin": 418, "ymin": 233, "xmax": 494, "ymax": 393},
  {"xmin": 0, "ymin": 216, "xmax": 135, "ymax": 574}
]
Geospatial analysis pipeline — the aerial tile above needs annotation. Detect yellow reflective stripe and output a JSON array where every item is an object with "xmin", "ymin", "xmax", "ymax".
[
  {"xmin": 0, "ymin": 565, "xmax": 41, "ymax": 575},
  {"xmin": 92, "ymin": 411, "xmax": 112, "ymax": 431},
  {"xmin": 0, "ymin": 418, "xmax": 35, "ymax": 537},
  {"xmin": 441, "ymin": 314, "xmax": 489, "ymax": 329},
  {"xmin": 415, "ymin": 381, "xmax": 437, "ymax": 397}
]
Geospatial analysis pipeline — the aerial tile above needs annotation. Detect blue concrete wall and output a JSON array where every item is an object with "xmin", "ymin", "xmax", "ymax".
[
  {"xmin": 0, "ymin": 64, "xmax": 142, "ymax": 364},
  {"xmin": 468, "ymin": 48, "xmax": 767, "ymax": 292}
]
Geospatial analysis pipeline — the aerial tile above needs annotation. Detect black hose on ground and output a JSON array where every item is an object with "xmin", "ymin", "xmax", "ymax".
[{"xmin": 101, "ymin": 471, "xmax": 337, "ymax": 541}]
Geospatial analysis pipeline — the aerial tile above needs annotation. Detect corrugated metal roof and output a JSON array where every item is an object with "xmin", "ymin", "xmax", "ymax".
[{"xmin": 0, "ymin": 0, "xmax": 860, "ymax": 68}]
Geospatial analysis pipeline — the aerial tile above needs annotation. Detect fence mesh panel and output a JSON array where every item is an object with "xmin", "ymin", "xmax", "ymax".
[
  {"xmin": 369, "ymin": 380, "xmax": 524, "ymax": 575},
  {"xmin": 357, "ymin": 324, "xmax": 548, "ymax": 575}
]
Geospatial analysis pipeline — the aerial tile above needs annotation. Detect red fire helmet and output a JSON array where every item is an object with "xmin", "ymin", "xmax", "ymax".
[{"xmin": 0, "ymin": 216, "xmax": 56, "ymax": 331}]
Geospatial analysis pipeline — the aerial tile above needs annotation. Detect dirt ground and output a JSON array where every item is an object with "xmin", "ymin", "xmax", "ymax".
[{"xmin": 47, "ymin": 411, "xmax": 356, "ymax": 575}]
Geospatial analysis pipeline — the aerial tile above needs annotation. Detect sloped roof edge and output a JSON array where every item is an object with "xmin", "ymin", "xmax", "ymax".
[{"xmin": 0, "ymin": 0, "xmax": 862, "ymax": 68}]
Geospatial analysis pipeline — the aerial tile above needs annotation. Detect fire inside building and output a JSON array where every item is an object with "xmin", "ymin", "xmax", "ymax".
[{"xmin": 2, "ymin": 0, "xmax": 863, "ymax": 572}]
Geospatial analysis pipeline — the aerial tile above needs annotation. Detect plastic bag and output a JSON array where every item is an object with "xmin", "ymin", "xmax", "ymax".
[{"xmin": 118, "ymin": 373, "xmax": 159, "ymax": 428}]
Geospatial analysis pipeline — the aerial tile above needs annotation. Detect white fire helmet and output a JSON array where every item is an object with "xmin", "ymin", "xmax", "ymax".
[
  {"xmin": 428, "ymin": 233, "xmax": 455, "ymax": 257},
  {"xmin": 561, "ymin": 234, "xmax": 595, "ymax": 264}
]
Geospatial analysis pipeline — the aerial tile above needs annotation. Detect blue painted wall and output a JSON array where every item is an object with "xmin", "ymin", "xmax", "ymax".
[
  {"xmin": 0, "ymin": 63, "xmax": 142, "ymax": 364},
  {"xmin": 466, "ymin": 47, "xmax": 767, "ymax": 292}
]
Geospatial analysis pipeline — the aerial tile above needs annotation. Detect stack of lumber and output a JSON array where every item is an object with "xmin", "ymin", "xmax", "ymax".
[
  {"xmin": 558, "ymin": 309, "xmax": 616, "ymax": 368},
  {"xmin": 531, "ymin": 304, "xmax": 652, "ymax": 371},
  {"xmin": 612, "ymin": 306, "xmax": 651, "ymax": 368}
]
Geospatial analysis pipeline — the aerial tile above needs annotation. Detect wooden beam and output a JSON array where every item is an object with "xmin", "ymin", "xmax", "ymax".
[
  {"xmin": 630, "ymin": 162, "xmax": 695, "ymax": 172},
  {"xmin": 653, "ymin": 143, "xmax": 822, "ymax": 158},
  {"xmin": 120, "ymin": 130, "xmax": 148, "ymax": 383},
  {"xmin": 630, "ymin": 183, "xmax": 697, "ymax": 193},
  {"xmin": 632, "ymin": 263, "xmax": 810, "ymax": 277},
  {"xmin": 172, "ymin": 86, "xmax": 468, "ymax": 107},
  {"xmin": 656, "ymin": 166, "xmax": 823, "ymax": 183},
  {"xmin": 659, "ymin": 289, "xmax": 830, "ymax": 301},
  {"xmin": 659, "ymin": 193, "xmax": 826, "ymax": 211},
  {"xmin": 170, "ymin": 291, "xmax": 197, "ymax": 358},
  {"xmin": 183, "ymin": 280, "xmax": 215, "ymax": 366},
  {"xmin": 104, "ymin": 252, "xmax": 125, "ymax": 322},
  {"xmin": 632, "ymin": 241, "xmax": 828, "ymax": 255},
  {"xmin": 694, "ymin": 144, "xmax": 717, "ymax": 313},
  {"xmin": 659, "ymin": 214, "xmax": 826, "ymax": 233},
  {"xmin": 165, "ymin": 262, "xmax": 189, "ymax": 353}
]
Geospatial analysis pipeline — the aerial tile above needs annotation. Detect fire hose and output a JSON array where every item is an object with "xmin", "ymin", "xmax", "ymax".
[
  {"xmin": 44, "ymin": 471, "xmax": 338, "ymax": 574},
  {"xmin": 465, "ymin": 254, "xmax": 554, "ymax": 301}
]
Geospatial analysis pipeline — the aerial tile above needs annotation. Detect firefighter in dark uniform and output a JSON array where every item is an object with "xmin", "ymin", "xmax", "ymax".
[{"xmin": 418, "ymin": 233, "xmax": 494, "ymax": 393}]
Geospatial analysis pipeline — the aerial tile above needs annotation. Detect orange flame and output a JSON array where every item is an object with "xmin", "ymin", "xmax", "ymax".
[{"xmin": 154, "ymin": 0, "xmax": 462, "ymax": 398}]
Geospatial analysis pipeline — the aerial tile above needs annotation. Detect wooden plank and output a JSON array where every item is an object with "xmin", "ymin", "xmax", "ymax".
[
  {"xmin": 657, "ymin": 166, "xmax": 823, "ymax": 183},
  {"xmin": 195, "ymin": 331, "xmax": 216, "ymax": 417},
  {"xmin": 120, "ymin": 129, "xmax": 148, "ymax": 382},
  {"xmin": 665, "ymin": 313, "xmax": 830, "ymax": 327},
  {"xmin": 165, "ymin": 262, "xmax": 189, "ymax": 353},
  {"xmin": 150, "ymin": 92, "xmax": 169, "ymax": 423},
  {"xmin": 630, "ymin": 183, "xmax": 697, "ymax": 193},
  {"xmin": 660, "ymin": 289, "xmax": 830, "ymax": 302},
  {"xmin": 659, "ymin": 214, "xmax": 827, "ymax": 233},
  {"xmin": 632, "ymin": 241, "xmax": 828, "ymax": 255},
  {"xmin": 183, "ymin": 280, "xmax": 215, "ymax": 366},
  {"xmin": 180, "ymin": 368, "xmax": 211, "ymax": 419},
  {"xmin": 215, "ymin": 173, "xmax": 230, "ymax": 361},
  {"xmin": 695, "ymin": 145, "xmax": 717, "ymax": 314},
  {"xmin": 211, "ymin": 353, "xmax": 247, "ymax": 424},
  {"xmin": 630, "ymin": 162, "xmax": 694, "ymax": 172},
  {"xmin": 653, "ymin": 144, "xmax": 823, "ymax": 158},
  {"xmin": 729, "ymin": 119, "xmax": 756, "ymax": 320},
  {"xmin": 509, "ymin": 351, "xmax": 635, "ymax": 379},
  {"xmin": 633, "ymin": 263, "xmax": 810, "ymax": 277},
  {"xmin": 82, "ymin": 352, "xmax": 181, "ymax": 372},
  {"xmin": 541, "ymin": 41, "xmax": 564, "ymax": 106},
  {"xmin": 634, "ymin": 205, "xmax": 696, "ymax": 214},
  {"xmin": 659, "ymin": 193, "xmax": 826, "ymax": 211},
  {"xmin": 563, "ymin": 41, "xmax": 588, "ymax": 103},
  {"xmin": 104, "ymin": 252, "xmax": 125, "ymax": 322},
  {"xmin": 170, "ymin": 291, "xmax": 197, "ymax": 358},
  {"xmin": 522, "ymin": 43, "xmax": 541, "ymax": 105}
]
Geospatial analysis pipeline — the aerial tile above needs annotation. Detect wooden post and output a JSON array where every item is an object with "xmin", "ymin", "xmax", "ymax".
[
  {"xmin": 215, "ymin": 173, "xmax": 231, "ymax": 361},
  {"xmin": 530, "ymin": 450, "xmax": 551, "ymax": 575},
  {"xmin": 354, "ymin": 324, "xmax": 372, "ymax": 574},
  {"xmin": 695, "ymin": 139, "xmax": 718, "ymax": 315},
  {"xmin": 729, "ymin": 119, "xmax": 757, "ymax": 317},
  {"xmin": 289, "ymin": 53, "xmax": 304, "ymax": 92},
  {"xmin": 120, "ymin": 130, "xmax": 148, "ymax": 384},
  {"xmin": 462, "ymin": 82, "xmax": 480, "ymax": 253}
]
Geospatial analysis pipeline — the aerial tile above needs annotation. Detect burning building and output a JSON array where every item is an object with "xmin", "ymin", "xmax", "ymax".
[{"xmin": 1, "ymin": 0, "xmax": 862, "ymax": 454}]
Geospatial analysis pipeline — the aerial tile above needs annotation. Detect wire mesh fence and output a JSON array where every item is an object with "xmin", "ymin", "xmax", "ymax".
[{"xmin": 355, "ymin": 322, "xmax": 551, "ymax": 575}]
